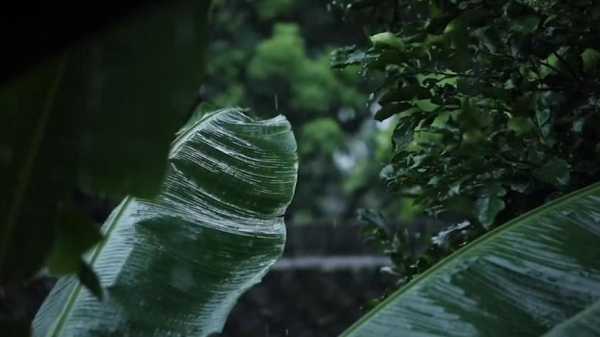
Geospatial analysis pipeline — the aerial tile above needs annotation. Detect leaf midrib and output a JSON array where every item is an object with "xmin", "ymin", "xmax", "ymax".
[{"xmin": 45, "ymin": 197, "xmax": 133, "ymax": 337}]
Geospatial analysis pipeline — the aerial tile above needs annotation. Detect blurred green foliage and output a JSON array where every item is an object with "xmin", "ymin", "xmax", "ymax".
[
  {"xmin": 300, "ymin": 118, "xmax": 345, "ymax": 156},
  {"xmin": 256, "ymin": 0, "xmax": 296, "ymax": 20},
  {"xmin": 248, "ymin": 24, "xmax": 364, "ymax": 114},
  {"xmin": 247, "ymin": 23, "xmax": 347, "ymax": 113},
  {"xmin": 204, "ymin": 0, "xmax": 412, "ymax": 224}
]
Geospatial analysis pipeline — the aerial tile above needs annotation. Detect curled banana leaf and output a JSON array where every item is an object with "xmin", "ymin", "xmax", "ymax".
[{"xmin": 34, "ymin": 108, "xmax": 298, "ymax": 337}]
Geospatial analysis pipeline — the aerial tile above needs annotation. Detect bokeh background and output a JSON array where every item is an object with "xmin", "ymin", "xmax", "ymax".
[{"xmin": 200, "ymin": 1, "xmax": 423, "ymax": 336}]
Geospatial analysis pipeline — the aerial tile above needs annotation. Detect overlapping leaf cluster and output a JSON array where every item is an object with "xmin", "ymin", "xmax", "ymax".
[
  {"xmin": 332, "ymin": 0, "xmax": 600, "ymax": 228},
  {"xmin": 358, "ymin": 208, "xmax": 478, "ymax": 286}
]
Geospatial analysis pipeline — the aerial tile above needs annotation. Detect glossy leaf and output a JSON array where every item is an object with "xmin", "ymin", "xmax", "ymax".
[
  {"xmin": 0, "ymin": 0, "xmax": 211, "ymax": 284},
  {"xmin": 474, "ymin": 184, "xmax": 506, "ymax": 228},
  {"xmin": 542, "ymin": 299, "xmax": 600, "ymax": 337},
  {"xmin": 370, "ymin": 32, "xmax": 404, "ymax": 50},
  {"xmin": 341, "ymin": 182, "xmax": 600, "ymax": 337},
  {"xmin": 331, "ymin": 0, "xmax": 600, "ymax": 236},
  {"xmin": 33, "ymin": 108, "xmax": 298, "ymax": 337}
]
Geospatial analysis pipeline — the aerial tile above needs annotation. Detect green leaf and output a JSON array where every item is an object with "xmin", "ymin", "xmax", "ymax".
[
  {"xmin": 431, "ymin": 110, "xmax": 453, "ymax": 128},
  {"xmin": 444, "ymin": 17, "xmax": 468, "ymax": 50},
  {"xmin": 393, "ymin": 118, "xmax": 418, "ymax": 152},
  {"xmin": 45, "ymin": 205, "xmax": 104, "ymax": 299},
  {"xmin": 581, "ymin": 48, "xmax": 600, "ymax": 73},
  {"xmin": 535, "ymin": 92, "xmax": 564, "ymax": 141},
  {"xmin": 473, "ymin": 26, "xmax": 502, "ymax": 53},
  {"xmin": 77, "ymin": 261, "xmax": 103, "ymax": 300},
  {"xmin": 64, "ymin": 1, "xmax": 211, "ymax": 198},
  {"xmin": 508, "ymin": 117, "xmax": 535, "ymax": 136},
  {"xmin": 475, "ymin": 183, "xmax": 506, "ymax": 228},
  {"xmin": 0, "ymin": 0, "xmax": 211, "ymax": 285},
  {"xmin": 46, "ymin": 208, "xmax": 103, "ymax": 276},
  {"xmin": 542, "ymin": 299, "xmax": 600, "ymax": 337},
  {"xmin": 370, "ymin": 32, "xmax": 405, "ymax": 50},
  {"xmin": 331, "ymin": 46, "xmax": 369, "ymax": 68},
  {"xmin": 415, "ymin": 99, "xmax": 440, "ymax": 112},
  {"xmin": 340, "ymin": 182, "xmax": 600, "ymax": 337},
  {"xmin": 375, "ymin": 102, "xmax": 411, "ymax": 121},
  {"xmin": 535, "ymin": 158, "xmax": 570, "ymax": 188},
  {"xmin": 33, "ymin": 108, "xmax": 298, "ymax": 337}
]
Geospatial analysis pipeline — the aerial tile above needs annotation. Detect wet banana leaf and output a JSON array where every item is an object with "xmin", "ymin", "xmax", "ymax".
[
  {"xmin": 33, "ymin": 108, "xmax": 298, "ymax": 337},
  {"xmin": 542, "ymin": 299, "xmax": 600, "ymax": 337},
  {"xmin": 0, "ymin": 0, "xmax": 211, "ymax": 284},
  {"xmin": 341, "ymin": 182, "xmax": 600, "ymax": 337}
]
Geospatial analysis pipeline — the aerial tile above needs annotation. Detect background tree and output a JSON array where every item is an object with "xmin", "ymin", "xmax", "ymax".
[
  {"xmin": 331, "ymin": 0, "xmax": 600, "ymax": 281},
  {"xmin": 203, "ymin": 0, "xmax": 415, "ymax": 225}
]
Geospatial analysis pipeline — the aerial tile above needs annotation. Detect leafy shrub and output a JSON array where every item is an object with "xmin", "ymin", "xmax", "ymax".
[{"xmin": 332, "ymin": 0, "xmax": 600, "ymax": 229}]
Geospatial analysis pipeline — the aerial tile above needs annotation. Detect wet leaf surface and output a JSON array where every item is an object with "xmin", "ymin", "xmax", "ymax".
[{"xmin": 33, "ymin": 108, "xmax": 298, "ymax": 337}]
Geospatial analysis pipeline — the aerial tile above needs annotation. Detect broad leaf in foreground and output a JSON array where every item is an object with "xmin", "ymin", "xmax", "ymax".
[
  {"xmin": 0, "ymin": 0, "xmax": 211, "ymax": 284},
  {"xmin": 542, "ymin": 299, "xmax": 600, "ymax": 337},
  {"xmin": 341, "ymin": 182, "xmax": 600, "ymax": 337},
  {"xmin": 33, "ymin": 108, "xmax": 298, "ymax": 337}
]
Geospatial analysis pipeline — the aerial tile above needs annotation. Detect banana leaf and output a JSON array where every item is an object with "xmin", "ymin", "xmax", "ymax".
[
  {"xmin": 341, "ymin": 182, "xmax": 600, "ymax": 337},
  {"xmin": 0, "ymin": 0, "xmax": 211, "ymax": 284},
  {"xmin": 542, "ymin": 299, "xmax": 600, "ymax": 337},
  {"xmin": 33, "ymin": 108, "xmax": 298, "ymax": 337}
]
